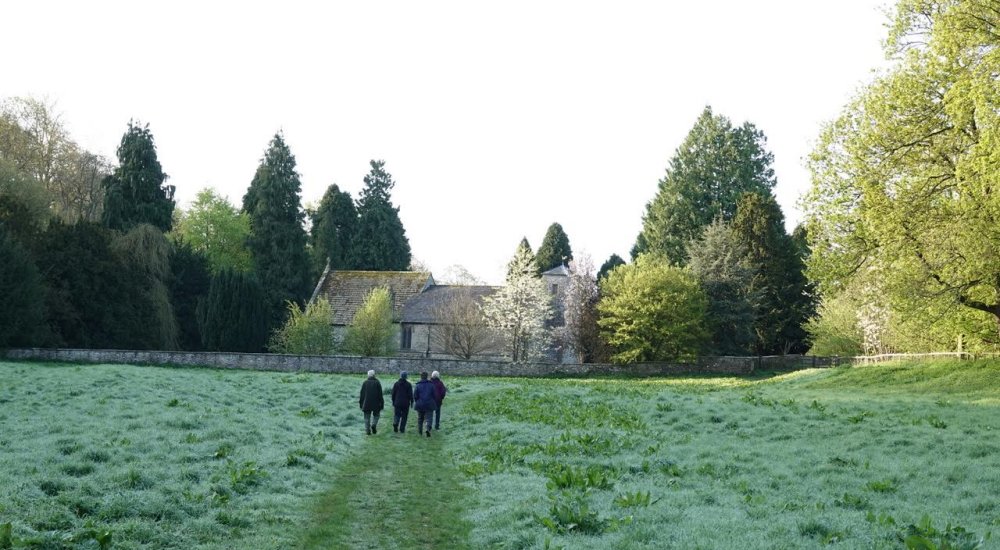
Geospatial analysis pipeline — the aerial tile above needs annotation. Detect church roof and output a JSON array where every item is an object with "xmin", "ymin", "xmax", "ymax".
[
  {"xmin": 400, "ymin": 285, "xmax": 497, "ymax": 324},
  {"xmin": 310, "ymin": 270, "xmax": 434, "ymax": 325},
  {"xmin": 541, "ymin": 264, "xmax": 570, "ymax": 276}
]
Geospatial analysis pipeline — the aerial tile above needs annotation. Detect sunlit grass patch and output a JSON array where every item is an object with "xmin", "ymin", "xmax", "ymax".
[{"xmin": 445, "ymin": 360, "xmax": 999, "ymax": 549}]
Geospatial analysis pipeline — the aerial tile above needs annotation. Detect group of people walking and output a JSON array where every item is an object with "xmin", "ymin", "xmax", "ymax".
[{"xmin": 358, "ymin": 370, "xmax": 447, "ymax": 437}]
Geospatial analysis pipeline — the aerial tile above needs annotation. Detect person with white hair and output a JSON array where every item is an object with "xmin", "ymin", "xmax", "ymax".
[
  {"xmin": 430, "ymin": 370, "xmax": 448, "ymax": 430},
  {"xmin": 358, "ymin": 369, "xmax": 384, "ymax": 435}
]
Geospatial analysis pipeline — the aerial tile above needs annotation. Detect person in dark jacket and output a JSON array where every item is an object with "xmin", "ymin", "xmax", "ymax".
[
  {"xmin": 390, "ymin": 371, "xmax": 414, "ymax": 433},
  {"xmin": 430, "ymin": 370, "xmax": 447, "ymax": 430},
  {"xmin": 359, "ymin": 369, "xmax": 384, "ymax": 435},
  {"xmin": 413, "ymin": 371, "xmax": 436, "ymax": 437}
]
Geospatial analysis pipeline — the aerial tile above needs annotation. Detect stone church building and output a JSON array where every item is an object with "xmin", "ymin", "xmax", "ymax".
[{"xmin": 309, "ymin": 265, "xmax": 571, "ymax": 361}]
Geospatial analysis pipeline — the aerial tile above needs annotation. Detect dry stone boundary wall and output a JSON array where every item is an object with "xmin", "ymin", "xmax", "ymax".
[{"xmin": 3, "ymin": 348, "xmax": 759, "ymax": 377}]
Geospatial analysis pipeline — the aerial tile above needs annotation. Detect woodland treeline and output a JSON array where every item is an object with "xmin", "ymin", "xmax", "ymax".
[{"xmin": 3, "ymin": 0, "xmax": 996, "ymax": 360}]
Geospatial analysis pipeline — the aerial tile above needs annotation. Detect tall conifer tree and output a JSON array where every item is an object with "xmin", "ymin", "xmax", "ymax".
[
  {"xmin": 352, "ymin": 160, "xmax": 410, "ymax": 270},
  {"xmin": 310, "ymin": 183, "xmax": 357, "ymax": 275},
  {"xmin": 633, "ymin": 106, "xmax": 776, "ymax": 265},
  {"xmin": 102, "ymin": 122, "xmax": 174, "ymax": 232},
  {"xmin": 731, "ymin": 192, "xmax": 812, "ymax": 354},
  {"xmin": 242, "ymin": 133, "xmax": 311, "ymax": 328},
  {"xmin": 535, "ymin": 222, "xmax": 573, "ymax": 273},
  {"xmin": 597, "ymin": 254, "xmax": 626, "ymax": 284}
]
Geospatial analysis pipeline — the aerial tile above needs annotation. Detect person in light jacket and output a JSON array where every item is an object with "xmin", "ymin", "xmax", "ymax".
[
  {"xmin": 359, "ymin": 370, "xmax": 384, "ymax": 435},
  {"xmin": 391, "ymin": 371, "xmax": 413, "ymax": 433},
  {"xmin": 413, "ymin": 371, "xmax": 436, "ymax": 437},
  {"xmin": 430, "ymin": 370, "xmax": 448, "ymax": 430}
]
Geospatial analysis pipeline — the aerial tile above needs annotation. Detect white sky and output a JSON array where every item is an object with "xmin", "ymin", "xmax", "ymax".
[{"xmin": 2, "ymin": 0, "xmax": 890, "ymax": 284}]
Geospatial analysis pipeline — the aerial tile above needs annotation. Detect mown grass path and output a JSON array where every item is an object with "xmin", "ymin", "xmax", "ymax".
[{"xmin": 298, "ymin": 414, "xmax": 473, "ymax": 550}]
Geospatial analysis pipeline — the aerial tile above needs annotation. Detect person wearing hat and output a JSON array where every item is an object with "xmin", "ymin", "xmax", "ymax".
[
  {"xmin": 391, "ymin": 370, "xmax": 414, "ymax": 433},
  {"xmin": 359, "ymin": 369, "xmax": 384, "ymax": 435},
  {"xmin": 413, "ymin": 371, "xmax": 436, "ymax": 437},
  {"xmin": 430, "ymin": 370, "xmax": 448, "ymax": 430}
]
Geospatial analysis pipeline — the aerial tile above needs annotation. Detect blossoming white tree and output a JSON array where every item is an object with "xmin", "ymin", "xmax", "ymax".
[
  {"xmin": 482, "ymin": 244, "xmax": 553, "ymax": 362},
  {"xmin": 562, "ymin": 255, "xmax": 604, "ymax": 363}
]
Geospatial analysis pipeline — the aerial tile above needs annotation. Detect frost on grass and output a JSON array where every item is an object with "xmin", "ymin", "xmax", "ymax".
[
  {"xmin": 445, "ymin": 368, "xmax": 997, "ymax": 549},
  {"xmin": 0, "ymin": 363, "xmax": 359, "ymax": 549}
]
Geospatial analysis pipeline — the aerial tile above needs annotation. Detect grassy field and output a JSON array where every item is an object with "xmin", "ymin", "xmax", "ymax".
[
  {"xmin": 1, "ymin": 360, "xmax": 997, "ymax": 549},
  {"xmin": 0, "ymin": 363, "xmax": 362, "ymax": 549}
]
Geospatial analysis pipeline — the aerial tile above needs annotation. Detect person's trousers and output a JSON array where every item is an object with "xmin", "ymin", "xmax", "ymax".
[
  {"xmin": 416, "ymin": 410, "xmax": 432, "ymax": 433},
  {"xmin": 363, "ymin": 410, "xmax": 380, "ymax": 434},
  {"xmin": 432, "ymin": 405, "xmax": 442, "ymax": 429},
  {"xmin": 393, "ymin": 406, "xmax": 409, "ymax": 432}
]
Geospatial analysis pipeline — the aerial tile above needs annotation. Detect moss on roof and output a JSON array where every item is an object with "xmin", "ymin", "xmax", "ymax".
[{"xmin": 313, "ymin": 270, "xmax": 433, "ymax": 325}]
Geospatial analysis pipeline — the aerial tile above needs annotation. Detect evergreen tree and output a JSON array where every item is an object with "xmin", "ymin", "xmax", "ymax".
[
  {"xmin": 352, "ymin": 160, "xmax": 411, "ymax": 270},
  {"xmin": 34, "ymin": 221, "xmax": 143, "ymax": 348},
  {"xmin": 198, "ymin": 269, "xmax": 270, "ymax": 352},
  {"xmin": 597, "ymin": 254, "xmax": 626, "ymax": 284},
  {"xmin": 535, "ymin": 222, "xmax": 573, "ymax": 273},
  {"xmin": 0, "ymin": 226, "xmax": 46, "ymax": 347},
  {"xmin": 242, "ymin": 133, "xmax": 311, "ymax": 328},
  {"xmin": 686, "ymin": 220, "xmax": 756, "ymax": 355},
  {"xmin": 169, "ymin": 241, "xmax": 211, "ymax": 351},
  {"xmin": 310, "ymin": 183, "xmax": 357, "ymax": 275},
  {"xmin": 102, "ymin": 122, "xmax": 175, "ymax": 232},
  {"xmin": 633, "ymin": 106, "xmax": 776, "ymax": 265},
  {"xmin": 731, "ymin": 192, "xmax": 812, "ymax": 354}
]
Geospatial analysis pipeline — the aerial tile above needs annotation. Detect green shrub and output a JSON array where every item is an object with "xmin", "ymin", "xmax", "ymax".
[{"xmin": 268, "ymin": 298, "xmax": 337, "ymax": 355}]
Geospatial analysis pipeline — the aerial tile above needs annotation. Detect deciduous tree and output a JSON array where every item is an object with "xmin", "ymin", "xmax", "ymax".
[
  {"xmin": 269, "ymin": 298, "xmax": 337, "ymax": 355},
  {"xmin": 0, "ymin": 97, "xmax": 109, "ymax": 222},
  {"xmin": 343, "ymin": 287, "xmax": 396, "ymax": 357},
  {"xmin": 483, "ymin": 245, "xmax": 553, "ymax": 362},
  {"xmin": 506, "ymin": 238, "xmax": 537, "ymax": 281},
  {"xmin": 429, "ymin": 288, "xmax": 497, "ymax": 359},
  {"xmin": 563, "ymin": 255, "xmax": 607, "ymax": 363},
  {"xmin": 597, "ymin": 254, "xmax": 708, "ymax": 363},
  {"xmin": 806, "ymin": 0, "xmax": 1000, "ymax": 346},
  {"xmin": 174, "ymin": 188, "xmax": 251, "ymax": 274}
]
